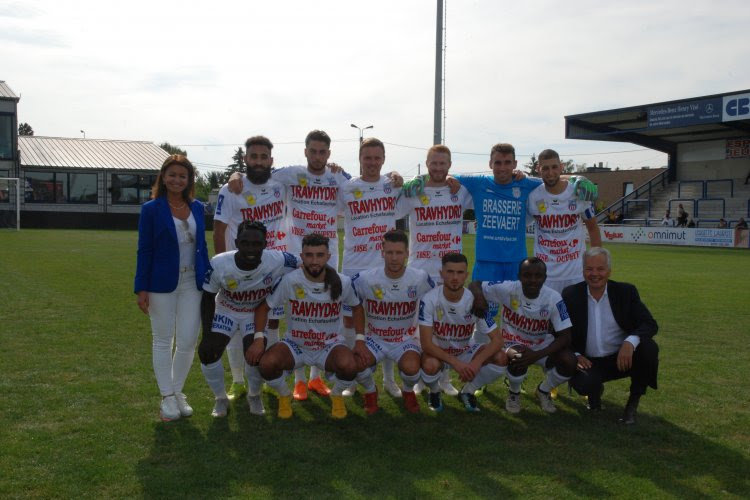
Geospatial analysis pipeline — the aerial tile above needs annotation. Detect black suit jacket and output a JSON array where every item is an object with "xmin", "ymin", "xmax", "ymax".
[{"xmin": 562, "ymin": 280, "xmax": 658, "ymax": 355}]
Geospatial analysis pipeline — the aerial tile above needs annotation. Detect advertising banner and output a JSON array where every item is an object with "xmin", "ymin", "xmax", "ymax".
[{"xmin": 599, "ymin": 226, "xmax": 747, "ymax": 248}]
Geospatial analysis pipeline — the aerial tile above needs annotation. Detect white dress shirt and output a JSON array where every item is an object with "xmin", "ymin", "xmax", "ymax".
[{"xmin": 585, "ymin": 285, "xmax": 640, "ymax": 357}]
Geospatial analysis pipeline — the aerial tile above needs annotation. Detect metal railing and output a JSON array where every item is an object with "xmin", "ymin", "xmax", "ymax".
[
  {"xmin": 706, "ymin": 178, "xmax": 734, "ymax": 198},
  {"xmin": 596, "ymin": 169, "xmax": 669, "ymax": 224},
  {"xmin": 678, "ymin": 180, "xmax": 704, "ymax": 198},
  {"xmin": 696, "ymin": 198, "xmax": 726, "ymax": 219}
]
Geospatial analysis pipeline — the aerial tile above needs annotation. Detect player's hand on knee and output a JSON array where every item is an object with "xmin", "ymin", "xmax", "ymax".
[
  {"xmin": 137, "ymin": 291, "xmax": 149, "ymax": 314},
  {"xmin": 454, "ymin": 361, "xmax": 476, "ymax": 382},
  {"xmin": 246, "ymin": 338, "xmax": 266, "ymax": 365},
  {"xmin": 576, "ymin": 354, "xmax": 592, "ymax": 371}
]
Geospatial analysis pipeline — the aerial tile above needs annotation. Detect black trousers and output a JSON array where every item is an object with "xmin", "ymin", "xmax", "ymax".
[{"xmin": 570, "ymin": 337, "xmax": 659, "ymax": 400}]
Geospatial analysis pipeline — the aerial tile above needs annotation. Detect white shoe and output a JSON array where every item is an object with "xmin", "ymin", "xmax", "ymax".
[
  {"xmin": 342, "ymin": 384, "xmax": 357, "ymax": 397},
  {"xmin": 439, "ymin": 373, "xmax": 459, "ymax": 397},
  {"xmin": 211, "ymin": 397, "xmax": 230, "ymax": 418},
  {"xmin": 536, "ymin": 385, "xmax": 557, "ymax": 414},
  {"xmin": 383, "ymin": 379, "xmax": 403, "ymax": 398},
  {"xmin": 175, "ymin": 392, "xmax": 193, "ymax": 417},
  {"xmin": 413, "ymin": 380, "xmax": 426, "ymax": 393},
  {"xmin": 160, "ymin": 395, "xmax": 180, "ymax": 422},
  {"xmin": 506, "ymin": 391, "xmax": 522, "ymax": 414},
  {"xmin": 247, "ymin": 394, "xmax": 266, "ymax": 415}
]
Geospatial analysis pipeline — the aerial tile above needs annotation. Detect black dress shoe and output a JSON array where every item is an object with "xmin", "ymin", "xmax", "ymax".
[
  {"xmin": 618, "ymin": 394, "xmax": 640, "ymax": 424},
  {"xmin": 586, "ymin": 386, "xmax": 604, "ymax": 411}
]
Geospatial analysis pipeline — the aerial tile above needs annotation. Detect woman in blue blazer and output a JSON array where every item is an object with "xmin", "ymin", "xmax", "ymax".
[{"xmin": 134, "ymin": 154, "xmax": 210, "ymax": 421}]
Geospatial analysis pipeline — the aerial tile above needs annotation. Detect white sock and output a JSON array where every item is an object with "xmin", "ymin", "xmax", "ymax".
[
  {"xmin": 507, "ymin": 372, "xmax": 527, "ymax": 394},
  {"xmin": 294, "ymin": 366, "xmax": 307, "ymax": 383},
  {"xmin": 266, "ymin": 374, "xmax": 291, "ymax": 397},
  {"xmin": 382, "ymin": 358, "xmax": 395, "ymax": 383},
  {"xmin": 462, "ymin": 364, "xmax": 507, "ymax": 393},
  {"xmin": 201, "ymin": 360, "xmax": 227, "ymax": 399},
  {"xmin": 421, "ymin": 369, "xmax": 442, "ymax": 393},
  {"xmin": 540, "ymin": 367, "xmax": 569, "ymax": 393},
  {"xmin": 310, "ymin": 365, "xmax": 321, "ymax": 380},
  {"xmin": 399, "ymin": 370, "xmax": 420, "ymax": 390},
  {"xmin": 226, "ymin": 333, "xmax": 245, "ymax": 384},
  {"xmin": 266, "ymin": 327, "xmax": 280, "ymax": 345},
  {"xmin": 245, "ymin": 364, "xmax": 263, "ymax": 397},
  {"xmin": 356, "ymin": 367, "xmax": 376, "ymax": 393},
  {"xmin": 331, "ymin": 377, "xmax": 349, "ymax": 396},
  {"xmin": 439, "ymin": 370, "xmax": 454, "ymax": 386},
  {"xmin": 342, "ymin": 326, "xmax": 355, "ymax": 349}
]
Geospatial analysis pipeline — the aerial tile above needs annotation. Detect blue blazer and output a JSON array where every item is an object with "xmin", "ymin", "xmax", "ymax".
[{"xmin": 134, "ymin": 196, "xmax": 210, "ymax": 293}]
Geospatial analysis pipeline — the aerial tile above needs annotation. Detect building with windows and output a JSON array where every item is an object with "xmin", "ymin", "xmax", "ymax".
[{"xmin": 18, "ymin": 135, "xmax": 167, "ymax": 228}]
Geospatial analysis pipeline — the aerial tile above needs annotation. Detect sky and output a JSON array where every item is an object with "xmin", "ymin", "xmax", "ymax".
[{"xmin": 2, "ymin": 0, "xmax": 749, "ymax": 178}]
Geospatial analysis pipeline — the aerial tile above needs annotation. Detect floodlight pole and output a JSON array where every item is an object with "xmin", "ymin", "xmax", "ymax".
[
  {"xmin": 351, "ymin": 123, "xmax": 374, "ymax": 175},
  {"xmin": 433, "ymin": 0, "xmax": 444, "ymax": 146}
]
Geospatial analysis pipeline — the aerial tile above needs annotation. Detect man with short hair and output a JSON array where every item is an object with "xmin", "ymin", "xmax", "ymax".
[
  {"xmin": 469, "ymin": 257, "xmax": 578, "ymax": 414},
  {"xmin": 198, "ymin": 221, "xmax": 298, "ymax": 417},
  {"xmin": 339, "ymin": 138, "xmax": 407, "ymax": 397},
  {"xmin": 349, "ymin": 230, "xmax": 435, "ymax": 414},
  {"xmin": 418, "ymin": 253, "xmax": 507, "ymax": 413},
  {"xmin": 397, "ymin": 145, "xmax": 473, "ymax": 396},
  {"xmin": 563, "ymin": 247, "xmax": 659, "ymax": 424},
  {"xmin": 213, "ymin": 135, "xmax": 288, "ymax": 402},
  {"xmin": 527, "ymin": 149, "xmax": 602, "ymax": 293},
  {"xmin": 255, "ymin": 233, "xmax": 365, "ymax": 419}
]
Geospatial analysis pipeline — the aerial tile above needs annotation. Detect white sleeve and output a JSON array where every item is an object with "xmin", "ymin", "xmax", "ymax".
[
  {"xmin": 213, "ymin": 184, "xmax": 234, "ymax": 224},
  {"xmin": 550, "ymin": 296, "xmax": 573, "ymax": 332},
  {"xmin": 418, "ymin": 270, "xmax": 436, "ymax": 296},
  {"xmin": 265, "ymin": 276, "xmax": 289, "ymax": 309},
  {"xmin": 461, "ymin": 186, "xmax": 474, "ymax": 211},
  {"xmin": 271, "ymin": 166, "xmax": 299, "ymax": 186},
  {"xmin": 481, "ymin": 281, "xmax": 510, "ymax": 304},
  {"xmin": 418, "ymin": 296, "xmax": 434, "ymax": 327},
  {"xmin": 202, "ymin": 258, "xmax": 221, "ymax": 293},
  {"xmin": 350, "ymin": 272, "xmax": 368, "ymax": 298},
  {"xmin": 341, "ymin": 277, "xmax": 361, "ymax": 307}
]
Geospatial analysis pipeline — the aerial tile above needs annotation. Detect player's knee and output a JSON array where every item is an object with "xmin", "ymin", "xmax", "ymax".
[
  {"xmin": 421, "ymin": 356, "xmax": 441, "ymax": 375},
  {"xmin": 399, "ymin": 353, "xmax": 421, "ymax": 375},
  {"xmin": 268, "ymin": 319, "xmax": 280, "ymax": 329},
  {"xmin": 507, "ymin": 364, "xmax": 528, "ymax": 377},
  {"xmin": 636, "ymin": 337, "xmax": 659, "ymax": 362},
  {"xmin": 258, "ymin": 354, "xmax": 280, "ymax": 380},
  {"xmin": 198, "ymin": 334, "xmax": 228, "ymax": 365},
  {"xmin": 555, "ymin": 350, "xmax": 577, "ymax": 377},
  {"xmin": 570, "ymin": 369, "xmax": 599, "ymax": 395},
  {"xmin": 490, "ymin": 350, "xmax": 509, "ymax": 367},
  {"xmin": 336, "ymin": 354, "xmax": 359, "ymax": 380}
]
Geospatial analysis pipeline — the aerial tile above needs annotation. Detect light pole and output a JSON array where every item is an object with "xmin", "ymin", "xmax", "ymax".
[
  {"xmin": 80, "ymin": 130, "xmax": 86, "ymax": 139},
  {"xmin": 350, "ymin": 123, "xmax": 373, "ymax": 145}
]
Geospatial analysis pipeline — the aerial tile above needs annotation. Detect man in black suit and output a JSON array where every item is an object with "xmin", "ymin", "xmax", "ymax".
[{"xmin": 562, "ymin": 247, "xmax": 658, "ymax": 424}]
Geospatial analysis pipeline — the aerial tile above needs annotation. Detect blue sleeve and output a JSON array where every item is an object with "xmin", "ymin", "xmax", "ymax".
[
  {"xmin": 454, "ymin": 175, "xmax": 481, "ymax": 195},
  {"xmin": 134, "ymin": 202, "xmax": 154, "ymax": 293}
]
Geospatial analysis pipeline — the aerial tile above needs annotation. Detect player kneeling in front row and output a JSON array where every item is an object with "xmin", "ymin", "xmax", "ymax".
[
  {"xmin": 255, "ymin": 233, "xmax": 366, "ymax": 419},
  {"xmin": 199, "ymin": 221, "xmax": 299, "ymax": 417},
  {"xmin": 350, "ymin": 230, "xmax": 435, "ymax": 414},
  {"xmin": 419, "ymin": 253, "xmax": 508, "ymax": 413},
  {"xmin": 469, "ymin": 257, "xmax": 577, "ymax": 414}
]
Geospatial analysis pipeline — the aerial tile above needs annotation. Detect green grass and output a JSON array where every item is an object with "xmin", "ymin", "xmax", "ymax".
[{"xmin": 1, "ymin": 230, "xmax": 749, "ymax": 498}]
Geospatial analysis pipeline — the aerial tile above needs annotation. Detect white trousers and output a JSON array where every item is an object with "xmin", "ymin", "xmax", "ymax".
[{"xmin": 148, "ymin": 270, "xmax": 202, "ymax": 396}]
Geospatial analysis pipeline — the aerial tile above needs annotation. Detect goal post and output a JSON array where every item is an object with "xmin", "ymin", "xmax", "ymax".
[{"xmin": 0, "ymin": 177, "xmax": 21, "ymax": 230}]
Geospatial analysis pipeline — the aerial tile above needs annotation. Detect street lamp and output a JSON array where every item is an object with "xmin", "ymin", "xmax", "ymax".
[
  {"xmin": 80, "ymin": 130, "xmax": 86, "ymax": 139},
  {"xmin": 350, "ymin": 123, "xmax": 373, "ymax": 145}
]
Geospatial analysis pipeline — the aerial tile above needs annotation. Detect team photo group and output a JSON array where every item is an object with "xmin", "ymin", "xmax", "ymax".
[{"xmin": 134, "ymin": 130, "xmax": 659, "ymax": 427}]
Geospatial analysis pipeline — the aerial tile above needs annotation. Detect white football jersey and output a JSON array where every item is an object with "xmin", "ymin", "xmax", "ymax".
[
  {"xmin": 213, "ymin": 177, "xmax": 288, "ymax": 251},
  {"xmin": 266, "ymin": 268, "xmax": 360, "ymax": 352},
  {"xmin": 341, "ymin": 175, "xmax": 405, "ymax": 274},
  {"xmin": 397, "ymin": 186, "xmax": 473, "ymax": 282},
  {"xmin": 527, "ymin": 182, "xmax": 594, "ymax": 281},
  {"xmin": 351, "ymin": 266, "xmax": 434, "ymax": 343},
  {"xmin": 203, "ymin": 250, "xmax": 299, "ymax": 317},
  {"xmin": 272, "ymin": 166, "xmax": 350, "ymax": 269},
  {"xmin": 481, "ymin": 281, "xmax": 572, "ymax": 350},
  {"xmin": 418, "ymin": 286, "xmax": 495, "ymax": 356}
]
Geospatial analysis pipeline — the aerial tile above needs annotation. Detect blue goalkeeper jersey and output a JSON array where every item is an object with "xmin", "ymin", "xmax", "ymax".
[{"xmin": 456, "ymin": 175, "xmax": 541, "ymax": 263}]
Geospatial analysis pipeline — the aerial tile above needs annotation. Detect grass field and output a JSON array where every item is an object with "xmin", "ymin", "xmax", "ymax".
[{"xmin": 1, "ymin": 230, "xmax": 749, "ymax": 499}]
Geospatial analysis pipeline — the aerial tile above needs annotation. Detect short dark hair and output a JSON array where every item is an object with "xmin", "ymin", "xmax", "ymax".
[
  {"xmin": 490, "ymin": 143, "xmax": 516, "ymax": 160},
  {"xmin": 305, "ymin": 130, "xmax": 331, "ymax": 148},
  {"xmin": 442, "ymin": 252, "xmax": 468, "ymax": 266},
  {"xmin": 245, "ymin": 135, "xmax": 273, "ymax": 151},
  {"xmin": 519, "ymin": 256, "xmax": 546, "ymax": 274},
  {"xmin": 302, "ymin": 233, "xmax": 329, "ymax": 249},
  {"xmin": 359, "ymin": 137, "xmax": 385, "ymax": 155},
  {"xmin": 537, "ymin": 149, "xmax": 559, "ymax": 162},
  {"xmin": 383, "ymin": 229, "xmax": 408, "ymax": 248},
  {"xmin": 237, "ymin": 220, "xmax": 267, "ymax": 240}
]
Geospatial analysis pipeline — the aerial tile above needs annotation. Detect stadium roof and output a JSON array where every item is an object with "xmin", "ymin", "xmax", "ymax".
[
  {"xmin": 20, "ymin": 136, "xmax": 168, "ymax": 171},
  {"xmin": 565, "ymin": 89, "xmax": 750, "ymax": 153},
  {"xmin": 0, "ymin": 81, "xmax": 20, "ymax": 101}
]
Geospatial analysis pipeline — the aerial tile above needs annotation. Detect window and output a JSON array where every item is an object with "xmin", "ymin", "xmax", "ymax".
[
  {"xmin": 111, "ymin": 173, "xmax": 155, "ymax": 204},
  {"xmin": 24, "ymin": 171, "xmax": 98, "ymax": 204},
  {"xmin": 0, "ymin": 114, "xmax": 13, "ymax": 160},
  {"xmin": 0, "ymin": 169, "xmax": 9, "ymax": 203},
  {"xmin": 623, "ymin": 182, "xmax": 634, "ymax": 196}
]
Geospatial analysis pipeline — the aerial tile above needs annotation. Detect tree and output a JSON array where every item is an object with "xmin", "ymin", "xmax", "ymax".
[
  {"xmin": 224, "ymin": 147, "xmax": 245, "ymax": 179},
  {"xmin": 562, "ymin": 159, "xmax": 575, "ymax": 174},
  {"xmin": 159, "ymin": 142, "xmax": 187, "ymax": 156},
  {"xmin": 525, "ymin": 153, "xmax": 538, "ymax": 176},
  {"xmin": 18, "ymin": 122, "xmax": 34, "ymax": 136}
]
